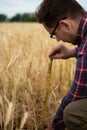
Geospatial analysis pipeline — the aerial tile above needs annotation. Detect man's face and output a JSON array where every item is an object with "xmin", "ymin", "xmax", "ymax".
[{"xmin": 43, "ymin": 19, "xmax": 78, "ymax": 45}]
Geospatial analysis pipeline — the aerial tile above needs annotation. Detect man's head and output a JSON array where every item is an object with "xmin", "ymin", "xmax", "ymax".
[{"xmin": 36, "ymin": 0, "xmax": 85, "ymax": 44}]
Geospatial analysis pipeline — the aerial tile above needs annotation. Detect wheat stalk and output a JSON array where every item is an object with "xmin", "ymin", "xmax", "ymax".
[
  {"xmin": 0, "ymin": 94, "xmax": 3, "ymax": 107},
  {"xmin": 4, "ymin": 95, "xmax": 10, "ymax": 105},
  {"xmin": 40, "ymin": 59, "xmax": 53, "ymax": 129}
]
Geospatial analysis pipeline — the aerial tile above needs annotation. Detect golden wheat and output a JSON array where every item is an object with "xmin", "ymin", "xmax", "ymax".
[{"xmin": 0, "ymin": 23, "xmax": 76, "ymax": 130}]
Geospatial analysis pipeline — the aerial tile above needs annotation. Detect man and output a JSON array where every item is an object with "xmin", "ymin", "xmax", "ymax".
[{"xmin": 36, "ymin": 0, "xmax": 87, "ymax": 130}]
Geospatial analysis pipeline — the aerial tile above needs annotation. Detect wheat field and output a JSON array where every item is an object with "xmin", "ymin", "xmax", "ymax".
[{"xmin": 0, "ymin": 23, "xmax": 76, "ymax": 130}]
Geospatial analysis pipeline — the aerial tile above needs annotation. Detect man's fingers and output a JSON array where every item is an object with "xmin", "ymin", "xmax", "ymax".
[
  {"xmin": 48, "ymin": 44, "xmax": 63, "ymax": 58},
  {"xmin": 49, "ymin": 49, "xmax": 60, "ymax": 58},
  {"xmin": 49, "ymin": 54, "xmax": 62, "ymax": 59}
]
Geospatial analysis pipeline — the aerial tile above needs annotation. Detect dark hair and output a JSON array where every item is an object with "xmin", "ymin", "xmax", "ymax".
[{"xmin": 36, "ymin": 0, "xmax": 85, "ymax": 27}]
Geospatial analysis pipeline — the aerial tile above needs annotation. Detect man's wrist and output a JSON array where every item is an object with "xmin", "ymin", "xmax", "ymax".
[{"xmin": 70, "ymin": 48, "xmax": 78, "ymax": 58}]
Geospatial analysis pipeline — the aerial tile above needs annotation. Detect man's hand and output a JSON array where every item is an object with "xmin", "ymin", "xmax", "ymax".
[{"xmin": 49, "ymin": 44, "xmax": 75, "ymax": 59}]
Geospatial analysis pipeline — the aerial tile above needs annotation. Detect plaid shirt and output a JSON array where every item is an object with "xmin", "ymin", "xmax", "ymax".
[{"xmin": 53, "ymin": 12, "xmax": 87, "ymax": 130}]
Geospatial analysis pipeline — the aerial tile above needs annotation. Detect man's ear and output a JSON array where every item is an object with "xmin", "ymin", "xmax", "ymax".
[{"xmin": 59, "ymin": 20, "xmax": 71, "ymax": 30}]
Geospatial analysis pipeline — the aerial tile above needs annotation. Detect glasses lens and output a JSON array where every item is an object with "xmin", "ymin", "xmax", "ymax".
[{"xmin": 52, "ymin": 34, "xmax": 56, "ymax": 39}]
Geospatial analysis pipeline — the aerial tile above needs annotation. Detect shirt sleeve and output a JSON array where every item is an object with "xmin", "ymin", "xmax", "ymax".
[{"xmin": 52, "ymin": 39, "xmax": 87, "ymax": 130}]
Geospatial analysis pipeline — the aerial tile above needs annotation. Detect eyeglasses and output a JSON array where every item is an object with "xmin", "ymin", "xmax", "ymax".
[{"xmin": 50, "ymin": 17, "xmax": 67, "ymax": 39}]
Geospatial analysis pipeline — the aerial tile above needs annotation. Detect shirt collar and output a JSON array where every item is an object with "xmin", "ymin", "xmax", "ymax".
[{"xmin": 75, "ymin": 12, "xmax": 87, "ymax": 45}]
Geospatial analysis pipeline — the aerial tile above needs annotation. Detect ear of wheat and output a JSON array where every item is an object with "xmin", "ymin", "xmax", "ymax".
[
  {"xmin": 20, "ymin": 112, "xmax": 28, "ymax": 129},
  {"xmin": 5, "ymin": 102, "xmax": 13, "ymax": 129}
]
